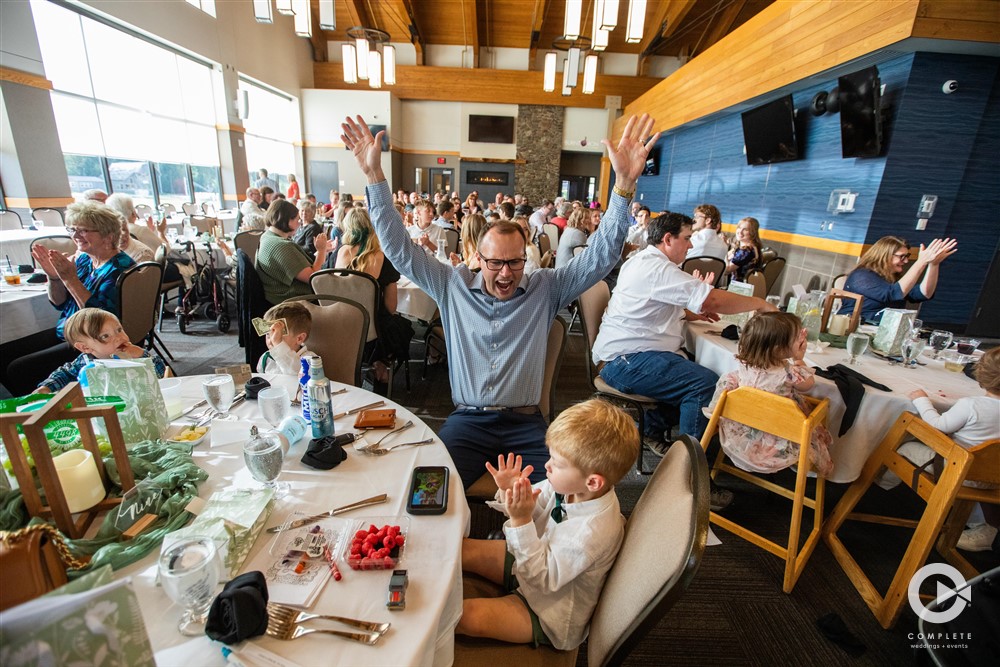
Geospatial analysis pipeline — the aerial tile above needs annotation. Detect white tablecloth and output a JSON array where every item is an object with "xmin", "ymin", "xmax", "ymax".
[
  {"xmin": 0, "ymin": 228, "xmax": 68, "ymax": 266},
  {"xmin": 0, "ymin": 284, "xmax": 59, "ymax": 344},
  {"xmin": 397, "ymin": 278, "xmax": 439, "ymax": 322},
  {"xmin": 684, "ymin": 321, "xmax": 986, "ymax": 483},
  {"xmin": 122, "ymin": 374, "xmax": 469, "ymax": 667}
]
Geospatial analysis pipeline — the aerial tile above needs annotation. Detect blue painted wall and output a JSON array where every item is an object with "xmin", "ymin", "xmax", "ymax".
[{"xmin": 635, "ymin": 51, "xmax": 1000, "ymax": 326}]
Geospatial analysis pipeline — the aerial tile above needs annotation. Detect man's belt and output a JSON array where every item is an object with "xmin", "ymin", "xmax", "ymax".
[{"xmin": 456, "ymin": 405, "xmax": 540, "ymax": 415}]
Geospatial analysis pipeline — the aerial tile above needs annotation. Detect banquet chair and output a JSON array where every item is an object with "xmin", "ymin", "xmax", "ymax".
[
  {"xmin": 823, "ymin": 413, "xmax": 1000, "ymax": 628},
  {"xmin": 181, "ymin": 202, "xmax": 199, "ymax": 216},
  {"xmin": 455, "ymin": 435, "xmax": 709, "ymax": 667},
  {"xmin": 442, "ymin": 229, "xmax": 460, "ymax": 256},
  {"xmin": 310, "ymin": 268, "xmax": 410, "ymax": 397},
  {"xmin": 700, "ymin": 387, "xmax": 830, "ymax": 593},
  {"xmin": 761, "ymin": 247, "xmax": 778, "ymax": 264},
  {"xmin": 29, "ymin": 235, "xmax": 75, "ymax": 267},
  {"xmin": 31, "ymin": 208, "xmax": 64, "ymax": 227},
  {"xmin": 761, "ymin": 256, "xmax": 786, "ymax": 293},
  {"xmin": 158, "ymin": 203, "xmax": 177, "ymax": 218},
  {"xmin": 539, "ymin": 250, "xmax": 553, "ymax": 269},
  {"xmin": 134, "ymin": 204, "xmax": 153, "ymax": 219},
  {"xmin": 572, "ymin": 244, "xmax": 587, "ymax": 257},
  {"xmin": 189, "ymin": 215, "xmax": 217, "ymax": 235},
  {"xmin": 202, "ymin": 201, "xmax": 218, "ymax": 217},
  {"xmin": 577, "ymin": 280, "xmax": 661, "ymax": 475},
  {"xmin": 681, "ymin": 256, "xmax": 726, "ymax": 287},
  {"xmin": 116, "ymin": 261, "xmax": 175, "ymax": 373},
  {"xmin": 465, "ymin": 316, "xmax": 568, "ymax": 500},
  {"xmin": 820, "ymin": 288, "xmax": 864, "ymax": 335},
  {"xmin": 538, "ymin": 232, "xmax": 551, "ymax": 257},
  {"xmin": 283, "ymin": 294, "xmax": 368, "ymax": 387},
  {"xmin": 543, "ymin": 222, "xmax": 560, "ymax": 250},
  {"xmin": 233, "ymin": 230, "xmax": 264, "ymax": 264},
  {"xmin": 744, "ymin": 269, "xmax": 767, "ymax": 299},
  {"xmin": 0, "ymin": 210, "xmax": 24, "ymax": 231}
]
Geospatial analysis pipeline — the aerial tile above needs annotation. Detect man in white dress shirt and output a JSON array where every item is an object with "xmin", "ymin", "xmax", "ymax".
[{"xmin": 687, "ymin": 203, "xmax": 728, "ymax": 261}]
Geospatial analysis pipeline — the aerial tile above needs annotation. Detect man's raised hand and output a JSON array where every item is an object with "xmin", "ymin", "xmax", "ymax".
[
  {"xmin": 340, "ymin": 115, "xmax": 385, "ymax": 181},
  {"xmin": 601, "ymin": 113, "xmax": 660, "ymax": 191}
]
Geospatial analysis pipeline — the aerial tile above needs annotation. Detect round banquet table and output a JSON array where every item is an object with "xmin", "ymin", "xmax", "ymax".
[
  {"xmin": 123, "ymin": 373, "xmax": 470, "ymax": 667},
  {"xmin": 0, "ymin": 281, "xmax": 59, "ymax": 345},
  {"xmin": 683, "ymin": 321, "xmax": 986, "ymax": 483}
]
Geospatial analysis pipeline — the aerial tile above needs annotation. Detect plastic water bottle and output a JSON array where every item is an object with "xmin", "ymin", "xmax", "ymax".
[
  {"xmin": 306, "ymin": 357, "xmax": 335, "ymax": 439},
  {"xmin": 268, "ymin": 415, "xmax": 309, "ymax": 454},
  {"xmin": 299, "ymin": 357, "xmax": 311, "ymax": 423}
]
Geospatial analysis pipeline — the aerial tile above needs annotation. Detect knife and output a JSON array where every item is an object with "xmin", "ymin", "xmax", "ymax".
[
  {"xmin": 179, "ymin": 398, "xmax": 209, "ymax": 418},
  {"xmin": 333, "ymin": 400, "xmax": 385, "ymax": 421},
  {"xmin": 266, "ymin": 493, "xmax": 389, "ymax": 533}
]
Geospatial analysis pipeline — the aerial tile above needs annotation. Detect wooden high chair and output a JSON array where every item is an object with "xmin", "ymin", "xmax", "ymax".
[
  {"xmin": 700, "ymin": 387, "xmax": 830, "ymax": 593},
  {"xmin": 823, "ymin": 412, "xmax": 1000, "ymax": 629}
]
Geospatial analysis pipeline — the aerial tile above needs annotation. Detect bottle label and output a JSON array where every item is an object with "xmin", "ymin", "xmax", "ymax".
[{"xmin": 307, "ymin": 384, "xmax": 335, "ymax": 439}]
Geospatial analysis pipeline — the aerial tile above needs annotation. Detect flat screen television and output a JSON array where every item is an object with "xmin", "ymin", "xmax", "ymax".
[
  {"xmin": 839, "ymin": 66, "xmax": 882, "ymax": 158},
  {"xmin": 468, "ymin": 115, "xmax": 515, "ymax": 144},
  {"xmin": 741, "ymin": 95, "xmax": 799, "ymax": 165},
  {"xmin": 642, "ymin": 148, "xmax": 659, "ymax": 176},
  {"xmin": 368, "ymin": 124, "xmax": 390, "ymax": 152}
]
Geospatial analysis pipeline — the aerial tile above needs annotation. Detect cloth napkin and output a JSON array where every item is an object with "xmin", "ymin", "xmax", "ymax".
[
  {"xmin": 205, "ymin": 571, "xmax": 269, "ymax": 644},
  {"xmin": 812, "ymin": 364, "xmax": 892, "ymax": 436}
]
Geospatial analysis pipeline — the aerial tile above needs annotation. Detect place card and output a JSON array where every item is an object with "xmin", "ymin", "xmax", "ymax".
[{"xmin": 214, "ymin": 363, "xmax": 252, "ymax": 386}]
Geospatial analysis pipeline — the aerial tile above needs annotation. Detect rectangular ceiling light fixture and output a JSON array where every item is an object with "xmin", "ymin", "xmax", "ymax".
[
  {"xmin": 252, "ymin": 0, "xmax": 272, "ymax": 23},
  {"xmin": 564, "ymin": 0, "xmax": 583, "ymax": 40},
  {"xmin": 566, "ymin": 47, "xmax": 581, "ymax": 88},
  {"xmin": 601, "ymin": 0, "xmax": 620, "ymax": 31},
  {"xmin": 368, "ymin": 50, "xmax": 382, "ymax": 89},
  {"xmin": 342, "ymin": 44, "xmax": 358, "ymax": 84},
  {"xmin": 583, "ymin": 55, "xmax": 598, "ymax": 94},
  {"xmin": 592, "ymin": 5, "xmax": 609, "ymax": 51},
  {"xmin": 293, "ymin": 0, "xmax": 311, "ymax": 37},
  {"xmin": 562, "ymin": 59, "xmax": 572, "ymax": 96},
  {"xmin": 276, "ymin": 0, "xmax": 294, "ymax": 15},
  {"xmin": 383, "ymin": 45, "xmax": 396, "ymax": 85},
  {"xmin": 318, "ymin": 0, "xmax": 336, "ymax": 30},
  {"xmin": 356, "ymin": 37, "xmax": 369, "ymax": 80},
  {"xmin": 543, "ymin": 52, "xmax": 557, "ymax": 92},
  {"xmin": 625, "ymin": 0, "xmax": 647, "ymax": 43}
]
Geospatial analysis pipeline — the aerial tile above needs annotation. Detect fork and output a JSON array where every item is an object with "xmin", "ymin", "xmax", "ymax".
[
  {"xmin": 360, "ymin": 420, "xmax": 414, "ymax": 451},
  {"xmin": 265, "ymin": 616, "xmax": 382, "ymax": 645},
  {"xmin": 363, "ymin": 438, "xmax": 435, "ymax": 456},
  {"xmin": 267, "ymin": 603, "xmax": 390, "ymax": 634}
]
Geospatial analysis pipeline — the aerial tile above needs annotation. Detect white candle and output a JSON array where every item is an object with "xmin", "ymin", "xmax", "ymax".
[
  {"xmin": 53, "ymin": 449, "xmax": 105, "ymax": 513},
  {"xmin": 828, "ymin": 314, "xmax": 850, "ymax": 336}
]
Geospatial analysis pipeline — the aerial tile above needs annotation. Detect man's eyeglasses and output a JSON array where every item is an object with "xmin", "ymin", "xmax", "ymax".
[
  {"xmin": 477, "ymin": 254, "xmax": 526, "ymax": 271},
  {"xmin": 251, "ymin": 317, "xmax": 287, "ymax": 336}
]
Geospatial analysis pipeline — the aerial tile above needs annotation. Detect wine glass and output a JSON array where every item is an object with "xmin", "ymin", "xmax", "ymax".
[
  {"xmin": 910, "ymin": 318, "xmax": 924, "ymax": 337},
  {"xmin": 244, "ymin": 432, "xmax": 288, "ymax": 498},
  {"xmin": 928, "ymin": 330, "xmax": 953, "ymax": 359},
  {"xmin": 258, "ymin": 386, "xmax": 290, "ymax": 428},
  {"xmin": 158, "ymin": 537, "xmax": 221, "ymax": 636},
  {"xmin": 202, "ymin": 374, "xmax": 236, "ymax": 421},
  {"xmin": 955, "ymin": 338, "xmax": 981, "ymax": 356},
  {"xmin": 846, "ymin": 332, "xmax": 869, "ymax": 365},
  {"xmin": 901, "ymin": 336, "xmax": 927, "ymax": 369}
]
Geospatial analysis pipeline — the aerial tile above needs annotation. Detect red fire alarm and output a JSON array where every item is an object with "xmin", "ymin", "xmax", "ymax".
[{"xmin": 436, "ymin": 157, "xmax": 446, "ymax": 164}]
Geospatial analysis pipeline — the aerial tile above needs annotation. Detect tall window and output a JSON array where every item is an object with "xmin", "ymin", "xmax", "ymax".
[
  {"xmin": 240, "ymin": 77, "xmax": 299, "ymax": 196},
  {"xmin": 32, "ymin": 0, "xmax": 222, "ymax": 206}
]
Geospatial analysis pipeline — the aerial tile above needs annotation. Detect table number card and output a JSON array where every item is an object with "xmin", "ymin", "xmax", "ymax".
[
  {"xmin": 214, "ymin": 364, "xmax": 253, "ymax": 386},
  {"xmin": 720, "ymin": 280, "xmax": 755, "ymax": 329}
]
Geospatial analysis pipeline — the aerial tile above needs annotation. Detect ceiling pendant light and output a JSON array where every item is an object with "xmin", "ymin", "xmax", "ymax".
[
  {"xmin": 252, "ymin": 0, "xmax": 272, "ymax": 23},
  {"xmin": 342, "ymin": 44, "xmax": 358, "ymax": 84},
  {"xmin": 562, "ymin": 59, "xmax": 572, "ymax": 96},
  {"xmin": 276, "ymin": 0, "xmax": 294, "ymax": 16},
  {"xmin": 356, "ymin": 37, "xmax": 369, "ymax": 80},
  {"xmin": 566, "ymin": 47, "xmax": 580, "ymax": 88},
  {"xmin": 368, "ymin": 50, "xmax": 382, "ymax": 89},
  {"xmin": 601, "ymin": 0, "xmax": 620, "ymax": 31},
  {"xmin": 582, "ymin": 55, "xmax": 598, "ymax": 94},
  {"xmin": 564, "ymin": 0, "xmax": 582, "ymax": 41},
  {"xmin": 592, "ymin": 5, "xmax": 609, "ymax": 52},
  {"xmin": 293, "ymin": 0, "xmax": 311, "ymax": 37},
  {"xmin": 543, "ymin": 52, "xmax": 557, "ymax": 92},
  {"xmin": 383, "ymin": 45, "xmax": 396, "ymax": 85},
  {"xmin": 318, "ymin": 0, "xmax": 336, "ymax": 30},
  {"xmin": 625, "ymin": 0, "xmax": 646, "ymax": 44}
]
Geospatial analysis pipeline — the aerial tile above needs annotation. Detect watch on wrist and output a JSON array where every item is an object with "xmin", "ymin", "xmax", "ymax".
[{"xmin": 612, "ymin": 185, "xmax": 635, "ymax": 199}]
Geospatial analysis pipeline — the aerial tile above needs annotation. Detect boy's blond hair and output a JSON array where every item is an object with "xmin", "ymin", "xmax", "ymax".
[
  {"xmin": 63, "ymin": 308, "xmax": 118, "ymax": 347},
  {"xmin": 546, "ymin": 399, "xmax": 639, "ymax": 485},
  {"xmin": 974, "ymin": 347, "xmax": 1000, "ymax": 394},
  {"xmin": 263, "ymin": 302, "xmax": 312, "ymax": 338}
]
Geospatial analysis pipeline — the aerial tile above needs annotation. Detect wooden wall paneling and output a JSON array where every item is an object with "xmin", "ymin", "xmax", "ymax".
[
  {"xmin": 637, "ymin": 0, "xmax": 697, "ymax": 74},
  {"xmin": 313, "ymin": 62, "xmax": 660, "ymax": 108}
]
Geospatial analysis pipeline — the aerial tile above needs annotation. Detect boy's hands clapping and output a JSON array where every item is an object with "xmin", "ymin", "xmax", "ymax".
[
  {"xmin": 486, "ymin": 453, "xmax": 533, "ymax": 493},
  {"xmin": 504, "ymin": 477, "xmax": 540, "ymax": 527}
]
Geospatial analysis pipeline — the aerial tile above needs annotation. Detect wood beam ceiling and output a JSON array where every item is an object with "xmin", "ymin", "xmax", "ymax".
[
  {"xmin": 637, "ymin": 0, "xmax": 697, "ymax": 75},
  {"xmin": 462, "ymin": 0, "xmax": 479, "ymax": 68},
  {"xmin": 528, "ymin": 0, "xmax": 551, "ymax": 68},
  {"xmin": 399, "ymin": 0, "xmax": 425, "ymax": 65}
]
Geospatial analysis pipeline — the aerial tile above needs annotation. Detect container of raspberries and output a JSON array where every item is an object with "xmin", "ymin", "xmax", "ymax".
[{"xmin": 342, "ymin": 516, "xmax": 409, "ymax": 570}]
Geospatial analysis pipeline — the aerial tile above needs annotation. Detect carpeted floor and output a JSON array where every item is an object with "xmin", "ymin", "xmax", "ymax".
[{"xmin": 156, "ymin": 309, "xmax": 999, "ymax": 665}]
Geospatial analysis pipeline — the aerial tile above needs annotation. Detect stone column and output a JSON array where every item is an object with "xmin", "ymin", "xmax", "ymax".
[{"xmin": 515, "ymin": 106, "xmax": 563, "ymax": 203}]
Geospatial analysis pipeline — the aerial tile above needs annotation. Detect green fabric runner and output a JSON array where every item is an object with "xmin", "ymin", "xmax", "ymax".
[{"xmin": 0, "ymin": 440, "xmax": 207, "ymax": 577}]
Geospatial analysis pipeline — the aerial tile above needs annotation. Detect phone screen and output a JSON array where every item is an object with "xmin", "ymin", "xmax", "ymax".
[{"xmin": 411, "ymin": 469, "xmax": 446, "ymax": 508}]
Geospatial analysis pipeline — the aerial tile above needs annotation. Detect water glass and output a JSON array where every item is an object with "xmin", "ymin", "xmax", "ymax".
[
  {"xmin": 258, "ymin": 386, "xmax": 290, "ymax": 428},
  {"xmin": 202, "ymin": 374, "xmax": 236, "ymax": 421},
  {"xmin": 159, "ymin": 537, "xmax": 221, "ymax": 636},
  {"xmin": 910, "ymin": 318, "xmax": 924, "ymax": 337},
  {"xmin": 244, "ymin": 432, "xmax": 288, "ymax": 498},
  {"xmin": 928, "ymin": 330, "xmax": 953, "ymax": 359},
  {"xmin": 901, "ymin": 336, "xmax": 927, "ymax": 369},
  {"xmin": 846, "ymin": 332, "xmax": 869, "ymax": 365}
]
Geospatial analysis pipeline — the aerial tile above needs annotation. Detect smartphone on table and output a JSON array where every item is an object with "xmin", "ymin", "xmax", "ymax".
[{"xmin": 405, "ymin": 466, "xmax": 449, "ymax": 516}]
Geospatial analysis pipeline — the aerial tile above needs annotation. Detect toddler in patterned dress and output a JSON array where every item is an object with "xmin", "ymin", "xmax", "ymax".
[{"xmin": 705, "ymin": 311, "xmax": 834, "ymax": 476}]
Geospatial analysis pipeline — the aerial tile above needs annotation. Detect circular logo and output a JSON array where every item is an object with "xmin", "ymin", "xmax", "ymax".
[{"xmin": 908, "ymin": 563, "xmax": 970, "ymax": 624}]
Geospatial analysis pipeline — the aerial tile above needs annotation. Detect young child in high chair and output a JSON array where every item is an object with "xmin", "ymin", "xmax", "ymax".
[
  {"xmin": 36, "ymin": 308, "xmax": 166, "ymax": 393},
  {"xmin": 705, "ymin": 311, "xmax": 834, "ymax": 476},
  {"xmin": 457, "ymin": 399, "xmax": 640, "ymax": 650},
  {"xmin": 256, "ymin": 302, "xmax": 312, "ymax": 375},
  {"xmin": 878, "ymin": 346, "xmax": 1000, "ymax": 552}
]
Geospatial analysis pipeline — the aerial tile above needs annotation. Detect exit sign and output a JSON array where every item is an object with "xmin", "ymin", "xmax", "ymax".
[{"xmin": 437, "ymin": 157, "xmax": 446, "ymax": 164}]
